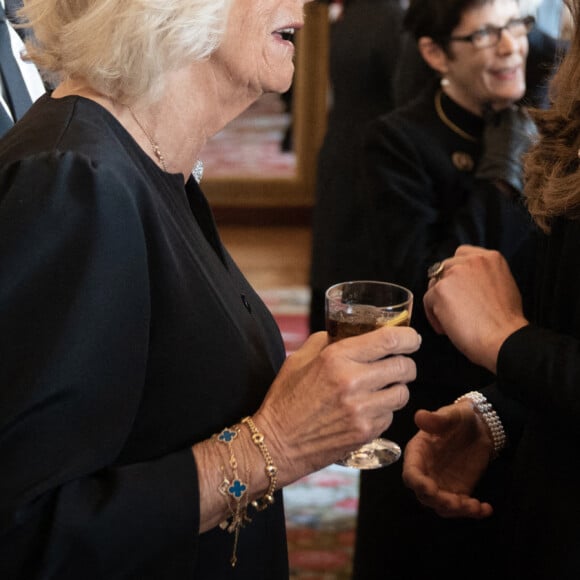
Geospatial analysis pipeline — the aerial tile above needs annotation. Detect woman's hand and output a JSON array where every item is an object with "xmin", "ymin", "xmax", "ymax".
[
  {"xmin": 402, "ymin": 402, "xmax": 494, "ymax": 519},
  {"xmin": 193, "ymin": 325, "xmax": 420, "ymax": 533},
  {"xmin": 424, "ymin": 245, "xmax": 529, "ymax": 373},
  {"xmin": 255, "ymin": 325, "xmax": 421, "ymax": 485}
]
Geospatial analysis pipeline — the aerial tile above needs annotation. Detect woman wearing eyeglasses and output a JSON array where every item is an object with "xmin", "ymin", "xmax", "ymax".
[{"xmin": 352, "ymin": 1, "xmax": 542, "ymax": 579}]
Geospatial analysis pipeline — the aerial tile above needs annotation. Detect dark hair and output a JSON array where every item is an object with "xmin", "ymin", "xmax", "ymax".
[{"xmin": 404, "ymin": 0, "xmax": 494, "ymax": 49}]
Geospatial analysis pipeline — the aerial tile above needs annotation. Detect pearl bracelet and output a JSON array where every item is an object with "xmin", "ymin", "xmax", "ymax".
[{"xmin": 454, "ymin": 391, "xmax": 506, "ymax": 459}]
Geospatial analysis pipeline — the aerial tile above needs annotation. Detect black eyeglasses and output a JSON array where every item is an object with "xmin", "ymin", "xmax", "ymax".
[{"xmin": 448, "ymin": 15, "xmax": 535, "ymax": 49}]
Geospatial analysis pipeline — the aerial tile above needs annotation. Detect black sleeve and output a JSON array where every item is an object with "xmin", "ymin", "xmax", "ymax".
[
  {"xmin": 477, "ymin": 323, "xmax": 580, "ymax": 453},
  {"xmin": 496, "ymin": 324, "xmax": 580, "ymax": 421},
  {"xmin": 0, "ymin": 152, "xmax": 200, "ymax": 577}
]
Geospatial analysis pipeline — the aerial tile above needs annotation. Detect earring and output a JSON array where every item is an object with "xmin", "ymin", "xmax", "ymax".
[{"xmin": 440, "ymin": 77, "xmax": 450, "ymax": 88}]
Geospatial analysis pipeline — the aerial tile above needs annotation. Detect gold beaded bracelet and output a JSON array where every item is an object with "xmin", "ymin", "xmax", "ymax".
[{"xmin": 241, "ymin": 416, "xmax": 278, "ymax": 511}]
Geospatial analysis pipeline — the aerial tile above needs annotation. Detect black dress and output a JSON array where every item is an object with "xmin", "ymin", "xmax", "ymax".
[
  {"xmin": 0, "ymin": 95, "xmax": 288, "ymax": 579},
  {"xmin": 309, "ymin": 0, "xmax": 404, "ymax": 332},
  {"xmin": 352, "ymin": 82, "xmax": 537, "ymax": 579}
]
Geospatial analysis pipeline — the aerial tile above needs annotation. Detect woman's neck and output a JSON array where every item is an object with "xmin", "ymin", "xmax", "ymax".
[
  {"xmin": 442, "ymin": 83, "xmax": 515, "ymax": 117},
  {"xmin": 51, "ymin": 67, "xmax": 261, "ymax": 181},
  {"xmin": 441, "ymin": 84, "xmax": 484, "ymax": 117}
]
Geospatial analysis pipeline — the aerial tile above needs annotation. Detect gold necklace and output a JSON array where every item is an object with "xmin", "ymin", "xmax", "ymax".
[
  {"xmin": 434, "ymin": 89, "xmax": 477, "ymax": 143},
  {"xmin": 127, "ymin": 105, "xmax": 167, "ymax": 172}
]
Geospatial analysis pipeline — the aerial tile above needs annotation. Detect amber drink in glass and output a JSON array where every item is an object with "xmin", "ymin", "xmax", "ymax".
[{"xmin": 326, "ymin": 280, "xmax": 413, "ymax": 469}]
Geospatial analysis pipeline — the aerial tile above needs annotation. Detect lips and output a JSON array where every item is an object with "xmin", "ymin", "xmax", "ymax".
[{"xmin": 491, "ymin": 65, "xmax": 522, "ymax": 80}]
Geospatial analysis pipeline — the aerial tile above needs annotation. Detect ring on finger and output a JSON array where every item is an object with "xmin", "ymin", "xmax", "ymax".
[{"xmin": 427, "ymin": 260, "xmax": 446, "ymax": 281}]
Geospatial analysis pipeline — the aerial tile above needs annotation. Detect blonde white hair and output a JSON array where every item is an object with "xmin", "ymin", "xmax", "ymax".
[{"xmin": 20, "ymin": 0, "xmax": 232, "ymax": 103}]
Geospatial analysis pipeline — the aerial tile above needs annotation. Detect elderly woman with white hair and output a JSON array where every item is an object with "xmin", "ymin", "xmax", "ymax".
[{"xmin": 0, "ymin": 1, "xmax": 421, "ymax": 578}]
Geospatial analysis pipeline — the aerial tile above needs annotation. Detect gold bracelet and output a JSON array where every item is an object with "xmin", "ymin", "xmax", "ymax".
[
  {"xmin": 214, "ymin": 426, "xmax": 251, "ymax": 567},
  {"xmin": 241, "ymin": 416, "xmax": 278, "ymax": 511}
]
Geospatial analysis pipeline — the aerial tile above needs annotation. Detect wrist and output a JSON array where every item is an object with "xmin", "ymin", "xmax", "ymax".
[
  {"xmin": 455, "ymin": 391, "xmax": 506, "ymax": 459},
  {"xmin": 483, "ymin": 319, "xmax": 528, "ymax": 374},
  {"xmin": 240, "ymin": 416, "xmax": 278, "ymax": 510},
  {"xmin": 250, "ymin": 410, "xmax": 301, "ymax": 489},
  {"xmin": 192, "ymin": 418, "xmax": 282, "ymax": 567}
]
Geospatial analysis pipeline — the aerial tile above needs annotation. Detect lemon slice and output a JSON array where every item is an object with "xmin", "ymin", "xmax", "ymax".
[{"xmin": 381, "ymin": 309, "xmax": 410, "ymax": 327}]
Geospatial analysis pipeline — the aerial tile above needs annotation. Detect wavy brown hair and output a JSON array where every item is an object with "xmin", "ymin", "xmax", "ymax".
[{"xmin": 524, "ymin": 0, "xmax": 580, "ymax": 231}]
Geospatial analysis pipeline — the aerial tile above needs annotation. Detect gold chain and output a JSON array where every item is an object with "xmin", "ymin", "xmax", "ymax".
[
  {"xmin": 434, "ymin": 89, "xmax": 477, "ymax": 143},
  {"xmin": 241, "ymin": 416, "xmax": 278, "ymax": 511},
  {"xmin": 127, "ymin": 105, "xmax": 167, "ymax": 171}
]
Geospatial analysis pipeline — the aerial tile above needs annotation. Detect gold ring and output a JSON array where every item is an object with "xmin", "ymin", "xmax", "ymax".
[{"xmin": 427, "ymin": 261, "xmax": 445, "ymax": 280}]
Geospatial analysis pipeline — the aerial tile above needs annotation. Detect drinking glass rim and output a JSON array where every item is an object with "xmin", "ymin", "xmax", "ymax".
[{"xmin": 325, "ymin": 280, "xmax": 413, "ymax": 310}]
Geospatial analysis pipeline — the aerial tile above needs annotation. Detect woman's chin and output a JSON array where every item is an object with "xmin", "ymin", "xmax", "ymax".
[
  {"xmin": 265, "ymin": 66, "xmax": 295, "ymax": 95},
  {"xmin": 488, "ymin": 90, "xmax": 526, "ymax": 110}
]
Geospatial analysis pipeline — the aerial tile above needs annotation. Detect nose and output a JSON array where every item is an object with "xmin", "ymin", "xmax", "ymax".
[{"xmin": 496, "ymin": 27, "xmax": 524, "ymax": 55}]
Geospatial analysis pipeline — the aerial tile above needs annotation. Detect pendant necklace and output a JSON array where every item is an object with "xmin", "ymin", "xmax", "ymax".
[
  {"xmin": 128, "ymin": 105, "xmax": 168, "ymax": 172},
  {"xmin": 128, "ymin": 105, "xmax": 204, "ymax": 183}
]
